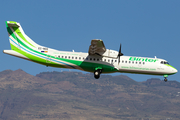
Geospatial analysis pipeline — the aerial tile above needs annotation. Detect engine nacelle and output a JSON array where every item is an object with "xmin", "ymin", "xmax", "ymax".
[{"xmin": 102, "ymin": 49, "xmax": 118, "ymax": 58}]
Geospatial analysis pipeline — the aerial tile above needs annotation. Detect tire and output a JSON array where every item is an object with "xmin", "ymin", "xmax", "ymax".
[
  {"xmin": 94, "ymin": 70, "xmax": 100, "ymax": 79},
  {"xmin": 164, "ymin": 78, "xmax": 168, "ymax": 82}
]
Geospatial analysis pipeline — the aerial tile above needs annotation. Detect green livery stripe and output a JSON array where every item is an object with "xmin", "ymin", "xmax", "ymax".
[
  {"xmin": 10, "ymin": 35, "xmax": 116, "ymax": 72},
  {"xmin": 6, "ymin": 21, "xmax": 35, "ymax": 48},
  {"xmin": 5, "ymin": 21, "xmax": 8, "ymax": 27},
  {"xmin": 9, "ymin": 21, "xmax": 17, "ymax": 24},
  {"xmin": 10, "ymin": 44, "xmax": 70, "ymax": 68},
  {"xmin": 119, "ymin": 70, "xmax": 176, "ymax": 76},
  {"xmin": 5, "ymin": 21, "xmax": 178, "ymax": 76},
  {"xmin": 10, "ymin": 43, "xmax": 19, "ymax": 50},
  {"xmin": 164, "ymin": 64, "xmax": 177, "ymax": 71},
  {"xmin": 12, "ymin": 40, "xmax": 116, "ymax": 72},
  {"xmin": 7, "ymin": 26, "xmax": 47, "ymax": 56},
  {"xmin": 12, "ymin": 27, "xmax": 35, "ymax": 47},
  {"xmin": 7, "ymin": 21, "xmax": 117, "ymax": 73},
  {"xmin": 7, "ymin": 26, "xmax": 18, "ymax": 41}
]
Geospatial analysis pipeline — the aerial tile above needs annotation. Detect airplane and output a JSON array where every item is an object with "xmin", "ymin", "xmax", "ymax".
[{"xmin": 3, "ymin": 21, "xmax": 178, "ymax": 82}]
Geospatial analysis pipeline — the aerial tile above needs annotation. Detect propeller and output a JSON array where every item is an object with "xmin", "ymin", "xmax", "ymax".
[{"xmin": 117, "ymin": 44, "xmax": 123, "ymax": 64}]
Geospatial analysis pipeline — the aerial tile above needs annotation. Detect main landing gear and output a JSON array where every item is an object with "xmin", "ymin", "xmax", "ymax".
[
  {"xmin": 94, "ymin": 69, "xmax": 102, "ymax": 79},
  {"xmin": 164, "ymin": 75, "xmax": 168, "ymax": 82}
]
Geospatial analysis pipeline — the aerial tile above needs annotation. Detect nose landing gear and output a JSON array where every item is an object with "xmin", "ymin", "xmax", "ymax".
[
  {"xmin": 164, "ymin": 78, "xmax": 167, "ymax": 82},
  {"xmin": 164, "ymin": 75, "xmax": 168, "ymax": 82}
]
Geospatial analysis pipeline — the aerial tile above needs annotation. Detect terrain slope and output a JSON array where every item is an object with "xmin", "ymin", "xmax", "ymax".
[{"xmin": 0, "ymin": 69, "xmax": 179, "ymax": 120}]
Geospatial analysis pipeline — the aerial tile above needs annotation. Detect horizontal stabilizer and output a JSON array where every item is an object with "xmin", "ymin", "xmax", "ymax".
[{"xmin": 3, "ymin": 50, "xmax": 29, "ymax": 60}]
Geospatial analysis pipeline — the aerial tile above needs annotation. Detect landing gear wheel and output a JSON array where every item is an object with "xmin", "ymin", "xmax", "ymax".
[
  {"xmin": 163, "ymin": 75, "xmax": 168, "ymax": 82},
  {"xmin": 164, "ymin": 78, "xmax": 168, "ymax": 82},
  {"xmin": 94, "ymin": 70, "xmax": 100, "ymax": 79}
]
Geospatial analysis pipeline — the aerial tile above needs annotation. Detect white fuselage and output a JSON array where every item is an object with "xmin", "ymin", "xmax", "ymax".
[
  {"xmin": 34, "ymin": 47, "xmax": 177, "ymax": 75},
  {"xmin": 4, "ymin": 21, "xmax": 178, "ymax": 80}
]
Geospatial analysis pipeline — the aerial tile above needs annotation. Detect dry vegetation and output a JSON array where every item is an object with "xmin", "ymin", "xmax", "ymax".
[{"xmin": 0, "ymin": 69, "xmax": 179, "ymax": 120}]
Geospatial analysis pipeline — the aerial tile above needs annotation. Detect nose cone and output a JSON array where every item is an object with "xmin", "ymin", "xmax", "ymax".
[
  {"xmin": 174, "ymin": 68, "xmax": 178, "ymax": 73},
  {"xmin": 166, "ymin": 64, "xmax": 178, "ymax": 75},
  {"xmin": 171, "ymin": 66, "xmax": 178, "ymax": 74}
]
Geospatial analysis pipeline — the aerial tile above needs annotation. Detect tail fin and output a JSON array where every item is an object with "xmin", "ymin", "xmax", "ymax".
[{"xmin": 6, "ymin": 21, "xmax": 39, "ymax": 50}]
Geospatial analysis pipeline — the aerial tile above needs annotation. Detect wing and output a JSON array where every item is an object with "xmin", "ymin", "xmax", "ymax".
[{"xmin": 88, "ymin": 39, "xmax": 106, "ymax": 55}]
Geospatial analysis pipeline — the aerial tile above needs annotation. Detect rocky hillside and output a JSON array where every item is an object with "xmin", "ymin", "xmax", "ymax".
[{"xmin": 0, "ymin": 69, "xmax": 179, "ymax": 120}]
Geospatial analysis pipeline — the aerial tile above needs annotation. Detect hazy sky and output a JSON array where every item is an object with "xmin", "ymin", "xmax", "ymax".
[{"xmin": 0, "ymin": 0, "xmax": 179, "ymax": 82}]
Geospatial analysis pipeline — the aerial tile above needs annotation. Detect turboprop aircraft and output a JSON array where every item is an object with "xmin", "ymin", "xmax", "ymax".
[{"xmin": 3, "ymin": 21, "xmax": 178, "ymax": 82}]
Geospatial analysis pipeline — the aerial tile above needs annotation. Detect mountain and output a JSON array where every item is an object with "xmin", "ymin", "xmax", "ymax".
[{"xmin": 0, "ymin": 69, "xmax": 179, "ymax": 120}]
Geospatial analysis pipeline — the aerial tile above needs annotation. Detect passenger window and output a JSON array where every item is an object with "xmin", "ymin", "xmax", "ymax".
[
  {"xmin": 108, "ymin": 59, "xmax": 110, "ymax": 62},
  {"xmin": 90, "ymin": 58, "xmax": 92, "ymax": 61},
  {"xmin": 129, "ymin": 61, "xmax": 131, "ymax": 63},
  {"xmin": 136, "ymin": 62, "xmax": 138, "ymax": 64},
  {"xmin": 58, "ymin": 56, "xmax": 60, "ymax": 58},
  {"xmin": 112, "ymin": 60, "xmax": 113, "ymax": 62},
  {"xmin": 79, "ymin": 57, "xmax": 81, "ymax": 60},
  {"xmin": 65, "ymin": 56, "xmax": 67, "ymax": 58},
  {"xmin": 143, "ymin": 62, "xmax": 145, "ymax": 64},
  {"xmin": 139, "ymin": 62, "xmax": 141, "ymax": 64},
  {"xmin": 122, "ymin": 60, "xmax": 124, "ymax": 63},
  {"xmin": 72, "ymin": 57, "xmax": 74, "ymax": 59},
  {"xmin": 83, "ymin": 57, "xmax": 85, "ymax": 60},
  {"xmin": 68, "ymin": 56, "xmax": 70, "ymax": 59},
  {"xmin": 104, "ymin": 59, "xmax": 106, "ymax": 62},
  {"xmin": 86, "ymin": 57, "xmax": 88, "ymax": 60},
  {"xmin": 132, "ymin": 61, "xmax": 134, "ymax": 64},
  {"xmin": 115, "ymin": 60, "xmax": 117, "ymax": 62},
  {"xmin": 94, "ymin": 58, "xmax": 96, "ymax": 61},
  {"xmin": 75, "ymin": 57, "xmax": 77, "ymax": 59},
  {"xmin": 125, "ymin": 61, "xmax": 127, "ymax": 63},
  {"xmin": 97, "ymin": 59, "xmax": 99, "ymax": 61},
  {"xmin": 62, "ymin": 56, "xmax": 64, "ymax": 58}
]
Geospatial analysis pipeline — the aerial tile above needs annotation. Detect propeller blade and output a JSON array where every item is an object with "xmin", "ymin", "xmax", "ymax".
[
  {"xmin": 117, "ymin": 44, "xmax": 123, "ymax": 64},
  {"xmin": 118, "ymin": 56, "xmax": 120, "ymax": 64}
]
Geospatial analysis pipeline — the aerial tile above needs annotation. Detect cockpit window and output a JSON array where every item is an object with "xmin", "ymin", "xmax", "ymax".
[{"xmin": 161, "ymin": 61, "xmax": 169, "ymax": 65}]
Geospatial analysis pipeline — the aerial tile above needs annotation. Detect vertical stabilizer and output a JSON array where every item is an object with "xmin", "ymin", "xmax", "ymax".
[{"xmin": 6, "ymin": 21, "xmax": 39, "ymax": 50}]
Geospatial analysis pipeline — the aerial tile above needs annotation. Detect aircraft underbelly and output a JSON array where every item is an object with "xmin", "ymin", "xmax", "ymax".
[{"xmin": 118, "ymin": 68, "xmax": 169, "ymax": 75}]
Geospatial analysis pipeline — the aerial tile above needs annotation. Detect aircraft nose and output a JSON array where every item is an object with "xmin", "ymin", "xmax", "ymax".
[
  {"xmin": 167, "ymin": 65, "xmax": 178, "ymax": 74},
  {"xmin": 174, "ymin": 68, "xmax": 178, "ymax": 73},
  {"xmin": 172, "ymin": 67, "xmax": 178, "ymax": 74}
]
